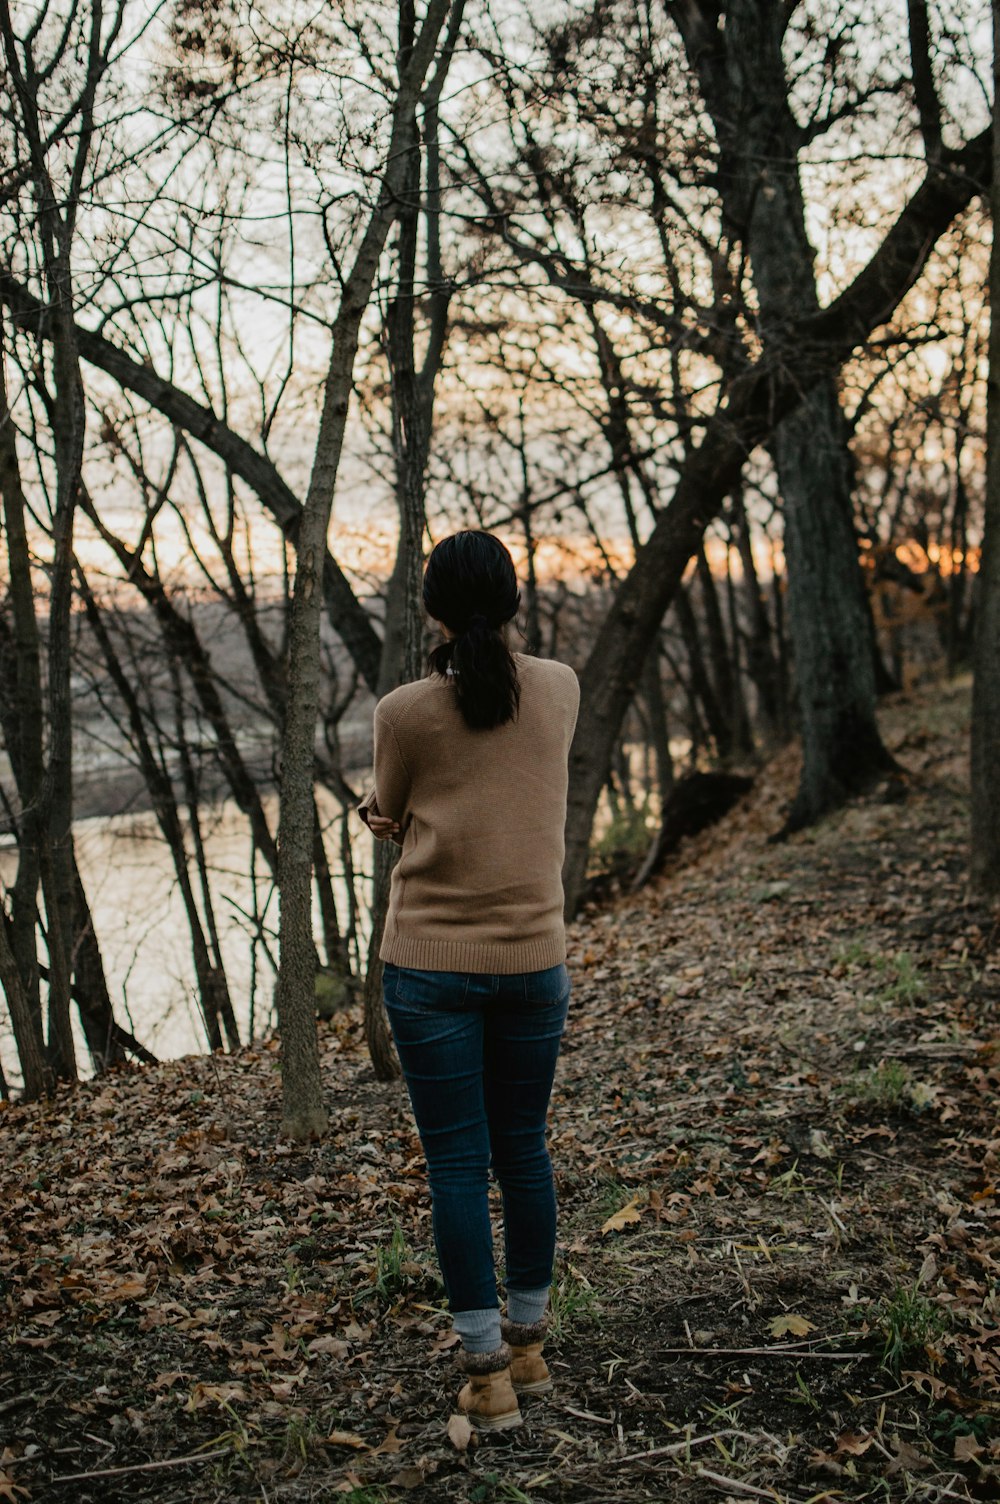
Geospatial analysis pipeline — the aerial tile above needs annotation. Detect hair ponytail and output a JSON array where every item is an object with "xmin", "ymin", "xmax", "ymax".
[{"xmin": 423, "ymin": 533, "xmax": 521, "ymax": 730}]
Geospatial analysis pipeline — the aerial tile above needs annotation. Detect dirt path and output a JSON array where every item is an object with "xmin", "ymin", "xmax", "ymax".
[{"xmin": 2, "ymin": 680, "xmax": 998, "ymax": 1503}]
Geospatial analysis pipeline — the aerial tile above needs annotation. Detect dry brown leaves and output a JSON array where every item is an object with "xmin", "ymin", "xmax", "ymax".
[{"xmin": 0, "ymin": 679, "xmax": 998, "ymax": 1502}]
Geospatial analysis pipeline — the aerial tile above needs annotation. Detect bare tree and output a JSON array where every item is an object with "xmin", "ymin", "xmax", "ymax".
[
  {"xmin": 275, "ymin": 0, "xmax": 455, "ymax": 1141},
  {"xmin": 970, "ymin": 1, "xmax": 1000, "ymax": 898}
]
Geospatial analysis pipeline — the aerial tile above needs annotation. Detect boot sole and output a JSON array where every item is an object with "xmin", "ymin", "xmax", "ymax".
[
  {"xmin": 513, "ymin": 1378, "xmax": 553, "ymax": 1394},
  {"xmin": 466, "ymin": 1409, "xmax": 523, "ymax": 1431}
]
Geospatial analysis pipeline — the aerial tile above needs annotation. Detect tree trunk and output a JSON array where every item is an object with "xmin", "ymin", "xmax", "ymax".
[
  {"xmin": 676, "ymin": 0, "xmax": 893, "ymax": 832},
  {"xmin": 731, "ymin": 484, "xmax": 787, "ymax": 740},
  {"xmin": 970, "ymin": 0, "xmax": 1000, "ymax": 898},
  {"xmin": 0, "ymin": 344, "xmax": 45, "ymax": 1058},
  {"xmin": 560, "ymin": 121, "xmax": 990, "ymax": 913},
  {"xmin": 0, "ymin": 907, "xmax": 49, "ymax": 1100},
  {"xmin": 361, "ymin": 6, "xmax": 464, "ymax": 1082},
  {"xmin": 773, "ymin": 384, "xmax": 895, "ymax": 830},
  {"xmin": 70, "ymin": 857, "xmax": 126, "ymax": 1071},
  {"xmin": 277, "ymin": 0, "xmax": 453, "ymax": 1139},
  {"xmin": 674, "ymin": 584, "xmax": 732, "ymax": 756}
]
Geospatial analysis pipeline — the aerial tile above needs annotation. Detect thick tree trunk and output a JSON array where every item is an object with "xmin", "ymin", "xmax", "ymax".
[
  {"xmin": 774, "ymin": 384, "xmax": 895, "ymax": 830},
  {"xmin": 970, "ymin": 2, "xmax": 1000, "ymax": 898},
  {"xmin": 692, "ymin": 0, "xmax": 892, "ymax": 828},
  {"xmin": 361, "ymin": 8, "xmax": 463, "ymax": 1082},
  {"xmin": 561, "ymin": 123, "xmax": 990, "ymax": 913},
  {"xmin": 70, "ymin": 857, "xmax": 126, "ymax": 1070},
  {"xmin": 674, "ymin": 584, "xmax": 732, "ymax": 757}
]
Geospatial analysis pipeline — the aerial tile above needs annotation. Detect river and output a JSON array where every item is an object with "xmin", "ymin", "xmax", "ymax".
[{"xmin": 0, "ymin": 788, "xmax": 370, "ymax": 1090}]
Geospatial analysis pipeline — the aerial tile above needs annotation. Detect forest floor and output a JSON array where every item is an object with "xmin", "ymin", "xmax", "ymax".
[{"xmin": 2, "ymin": 677, "xmax": 999, "ymax": 1504}]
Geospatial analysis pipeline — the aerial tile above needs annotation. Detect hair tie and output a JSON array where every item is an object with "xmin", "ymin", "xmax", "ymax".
[{"xmin": 467, "ymin": 612, "xmax": 490, "ymax": 632}]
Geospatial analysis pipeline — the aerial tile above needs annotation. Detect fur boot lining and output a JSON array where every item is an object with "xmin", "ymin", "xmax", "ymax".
[
  {"xmin": 458, "ymin": 1341, "xmax": 512, "ymax": 1375},
  {"xmin": 501, "ymin": 1317, "xmax": 548, "ymax": 1346}
]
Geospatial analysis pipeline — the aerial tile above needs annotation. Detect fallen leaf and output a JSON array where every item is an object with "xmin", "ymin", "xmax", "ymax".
[
  {"xmin": 186, "ymin": 1382, "xmax": 247, "ymax": 1410},
  {"xmin": 953, "ymin": 1432, "xmax": 985, "ymax": 1463},
  {"xmin": 601, "ymin": 1198, "xmax": 643, "ymax": 1235},
  {"xmin": 308, "ymin": 1335, "xmax": 350, "ymax": 1358},
  {"xmin": 886, "ymin": 1436, "xmax": 933, "ymax": 1475},
  {"xmin": 446, "ymin": 1412, "xmax": 474, "ymax": 1451},
  {"xmin": 325, "ymin": 1430, "xmax": 370, "ymax": 1451},
  {"xmin": 372, "ymin": 1424, "xmax": 404, "ymax": 1455},
  {"xmin": 835, "ymin": 1430, "xmax": 873, "ymax": 1456},
  {"xmin": 769, "ymin": 1314, "xmax": 816, "ymax": 1338}
]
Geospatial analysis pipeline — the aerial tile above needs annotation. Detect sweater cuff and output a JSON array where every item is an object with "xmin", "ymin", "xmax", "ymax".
[{"xmin": 357, "ymin": 785, "xmax": 379, "ymax": 826}]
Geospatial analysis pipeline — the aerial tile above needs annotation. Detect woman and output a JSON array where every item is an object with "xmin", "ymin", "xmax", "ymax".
[{"xmin": 359, "ymin": 530, "xmax": 579, "ymax": 1430}]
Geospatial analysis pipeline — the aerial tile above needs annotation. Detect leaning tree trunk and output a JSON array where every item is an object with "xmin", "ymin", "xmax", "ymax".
[
  {"xmin": 970, "ymin": 1, "xmax": 1000, "ymax": 899},
  {"xmin": 560, "ymin": 120, "xmax": 990, "ymax": 914}
]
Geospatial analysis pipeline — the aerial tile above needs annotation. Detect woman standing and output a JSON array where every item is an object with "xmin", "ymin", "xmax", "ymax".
[{"xmin": 359, "ymin": 530, "xmax": 579, "ymax": 1430}]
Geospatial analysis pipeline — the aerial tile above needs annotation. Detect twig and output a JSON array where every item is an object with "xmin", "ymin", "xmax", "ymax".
[
  {"xmin": 695, "ymin": 1468, "xmax": 788, "ymax": 1499},
  {"xmin": 0, "ymin": 1393, "xmax": 37, "ymax": 1416},
  {"xmin": 562, "ymin": 1406, "xmax": 615, "ymax": 1425},
  {"xmin": 656, "ymin": 1345, "xmax": 860, "ymax": 1360},
  {"xmin": 611, "ymin": 1428, "xmax": 760, "ymax": 1466},
  {"xmin": 49, "ymin": 1448, "xmax": 231, "ymax": 1484}
]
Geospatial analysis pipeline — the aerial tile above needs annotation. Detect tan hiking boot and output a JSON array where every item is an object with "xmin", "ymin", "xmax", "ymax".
[
  {"xmin": 501, "ymin": 1317, "xmax": 553, "ymax": 1394},
  {"xmin": 456, "ymin": 1343, "xmax": 522, "ymax": 1430}
]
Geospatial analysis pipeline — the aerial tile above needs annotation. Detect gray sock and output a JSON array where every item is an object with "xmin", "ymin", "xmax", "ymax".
[
  {"xmin": 452, "ymin": 1306, "xmax": 502, "ymax": 1354},
  {"xmin": 505, "ymin": 1285, "xmax": 550, "ymax": 1325}
]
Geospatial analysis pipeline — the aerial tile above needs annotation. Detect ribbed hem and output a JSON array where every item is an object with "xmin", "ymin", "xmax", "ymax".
[
  {"xmin": 379, "ymin": 929, "xmax": 566, "ymax": 976},
  {"xmin": 505, "ymin": 1286, "xmax": 551, "ymax": 1326},
  {"xmin": 453, "ymin": 1307, "xmax": 502, "ymax": 1354}
]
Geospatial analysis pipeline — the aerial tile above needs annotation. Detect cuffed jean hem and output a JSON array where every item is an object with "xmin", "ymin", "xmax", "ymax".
[
  {"xmin": 505, "ymin": 1284, "xmax": 551, "ymax": 1325},
  {"xmin": 452, "ymin": 1307, "xmax": 503, "ymax": 1354}
]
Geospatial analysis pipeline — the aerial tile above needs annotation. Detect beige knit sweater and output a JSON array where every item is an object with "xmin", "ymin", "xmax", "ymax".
[{"xmin": 359, "ymin": 653, "xmax": 580, "ymax": 974}]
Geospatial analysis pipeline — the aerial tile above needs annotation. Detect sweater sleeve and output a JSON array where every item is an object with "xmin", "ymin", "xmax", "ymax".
[{"xmin": 357, "ymin": 703, "xmax": 411, "ymax": 848}]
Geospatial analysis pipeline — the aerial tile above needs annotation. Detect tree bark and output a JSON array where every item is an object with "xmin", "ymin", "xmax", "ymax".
[
  {"xmin": 0, "ymin": 341, "xmax": 44, "ymax": 1053},
  {"xmin": 362, "ymin": 2, "xmax": 464, "ymax": 1083},
  {"xmin": 561, "ymin": 124, "xmax": 990, "ymax": 912},
  {"xmin": 674, "ymin": 0, "xmax": 893, "ymax": 832},
  {"xmin": 276, "ymin": 0, "xmax": 453, "ymax": 1140},
  {"xmin": 970, "ymin": 0, "xmax": 1000, "ymax": 898},
  {"xmin": 0, "ymin": 906, "xmax": 49, "ymax": 1099}
]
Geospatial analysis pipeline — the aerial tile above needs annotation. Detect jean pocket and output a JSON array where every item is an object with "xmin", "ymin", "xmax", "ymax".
[
  {"xmin": 523, "ymin": 963, "xmax": 571, "ymax": 1005},
  {"xmin": 389, "ymin": 966, "xmax": 469, "ymax": 1012}
]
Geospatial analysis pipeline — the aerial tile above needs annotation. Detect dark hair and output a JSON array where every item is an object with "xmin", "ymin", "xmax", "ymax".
[{"xmin": 423, "ymin": 531, "xmax": 521, "ymax": 730}]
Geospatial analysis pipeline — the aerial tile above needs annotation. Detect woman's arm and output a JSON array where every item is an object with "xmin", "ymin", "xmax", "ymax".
[{"xmin": 357, "ymin": 703, "xmax": 411, "ymax": 847}]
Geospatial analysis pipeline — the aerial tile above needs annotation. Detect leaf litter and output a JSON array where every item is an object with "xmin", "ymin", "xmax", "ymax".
[{"xmin": 1, "ymin": 679, "xmax": 998, "ymax": 1503}]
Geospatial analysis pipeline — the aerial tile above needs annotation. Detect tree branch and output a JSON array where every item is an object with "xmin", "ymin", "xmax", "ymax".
[{"xmin": 0, "ymin": 270, "xmax": 383, "ymax": 691}]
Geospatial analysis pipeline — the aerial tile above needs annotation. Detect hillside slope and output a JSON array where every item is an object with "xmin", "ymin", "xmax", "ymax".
[{"xmin": 1, "ymin": 680, "xmax": 997, "ymax": 1504}]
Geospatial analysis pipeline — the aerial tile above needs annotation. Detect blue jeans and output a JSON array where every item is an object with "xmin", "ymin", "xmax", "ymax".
[{"xmin": 382, "ymin": 961, "xmax": 570, "ymax": 1313}]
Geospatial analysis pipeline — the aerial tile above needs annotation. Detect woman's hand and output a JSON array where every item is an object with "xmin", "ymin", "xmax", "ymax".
[{"xmin": 367, "ymin": 815, "xmax": 400, "ymax": 841}]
